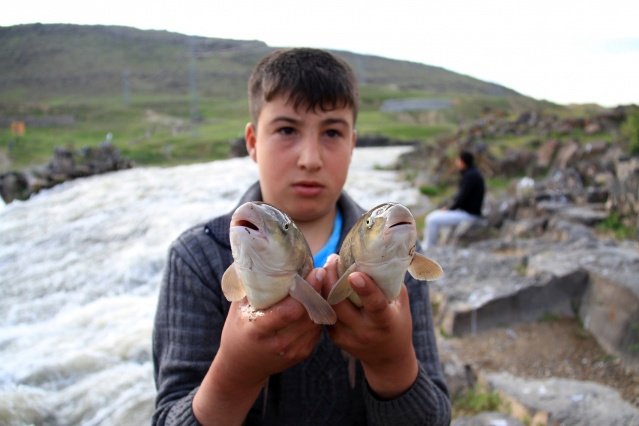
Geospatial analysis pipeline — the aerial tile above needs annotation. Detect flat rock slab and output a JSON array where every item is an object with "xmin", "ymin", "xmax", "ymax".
[
  {"xmin": 428, "ymin": 238, "xmax": 639, "ymax": 366},
  {"xmin": 484, "ymin": 372, "xmax": 639, "ymax": 425},
  {"xmin": 452, "ymin": 411, "xmax": 525, "ymax": 426}
]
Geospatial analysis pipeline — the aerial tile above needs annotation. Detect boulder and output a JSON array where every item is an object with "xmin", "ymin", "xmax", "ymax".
[
  {"xmin": 452, "ymin": 412, "xmax": 525, "ymax": 426},
  {"xmin": 483, "ymin": 372, "xmax": 639, "ymax": 426}
]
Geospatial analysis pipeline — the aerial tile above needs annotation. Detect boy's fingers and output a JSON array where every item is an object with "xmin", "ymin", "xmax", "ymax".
[
  {"xmin": 324, "ymin": 254, "xmax": 339, "ymax": 275},
  {"xmin": 348, "ymin": 273, "xmax": 388, "ymax": 316},
  {"xmin": 321, "ymin": 254, "xmax": 340, "ymax": 297},
  {"xmin": 305, "ymin": 268, "xmax": 325, "ymax": 293}
]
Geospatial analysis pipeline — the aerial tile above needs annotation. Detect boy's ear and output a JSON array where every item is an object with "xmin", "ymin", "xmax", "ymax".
[
  {"xmin": 245, "ymin": 122, "xmax": 258, "ymax": 162},
  {"xmin": 350, "ymin": 129, "xmax": 357, "ymax": 153}
]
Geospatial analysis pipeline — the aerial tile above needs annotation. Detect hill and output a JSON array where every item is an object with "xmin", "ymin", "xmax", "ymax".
[
  {"xmin": 0, "ymin": 23, "xmax": 526, "ymax": 101},
  {"xmin": 0, "ymin": 23, "xmax": 556, "ymax": 170}
]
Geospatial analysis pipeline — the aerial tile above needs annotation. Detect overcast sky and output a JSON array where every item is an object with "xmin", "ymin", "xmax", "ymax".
[{"xmin": 2, "ymin": 0, "xmax": 638, "ymax": 107}]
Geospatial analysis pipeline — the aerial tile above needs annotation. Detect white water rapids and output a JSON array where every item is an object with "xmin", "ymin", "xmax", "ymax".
[{"xmin": 0, "ymin": 147, "xmax": 422, "ymax": 426}]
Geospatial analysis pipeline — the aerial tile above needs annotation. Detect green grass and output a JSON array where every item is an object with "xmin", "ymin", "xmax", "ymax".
[
  {"xmin": 596, "ymin": 212, "xmax": 637, "ymax": 241},
  {"xmin": 0, "ymin": 91, "xmax": 459, "ymax": 172},
  {"xmin": 452, "ymin": 385, "xmax": 504, "ymax": 418},
  {"xmin": 538, "ymin": 312, "xmax": 561, "ymax": 323},
  {"xmin": 419, "ymin": 185, "xmax": 441, "ymax": 197}
]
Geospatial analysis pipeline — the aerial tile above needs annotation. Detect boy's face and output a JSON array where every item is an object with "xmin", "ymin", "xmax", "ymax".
[{"xmin": 245, "ymin": 95, "xmax": 356, "ymax": 224}]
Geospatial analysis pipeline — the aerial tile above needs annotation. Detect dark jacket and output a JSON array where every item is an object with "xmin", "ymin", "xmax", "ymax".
[
  {"xmin": 152, "ymin": 182, "xmax": 451, "ymax": 426},
  {"xmin": 449, "ymin": 166, "xmax": 485, "ymax": 216}
]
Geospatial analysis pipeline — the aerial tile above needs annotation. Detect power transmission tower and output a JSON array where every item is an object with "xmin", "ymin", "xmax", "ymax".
[
  {"xmin": 189, "ymin": 38, "xmax": 201, "ymax": 138},
  {"xmin": 123, "ymin": 69, "xmax": 130, "ymax": 106}
]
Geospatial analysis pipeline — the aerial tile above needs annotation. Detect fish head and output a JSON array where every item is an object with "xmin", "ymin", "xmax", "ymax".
[
  {"xmin": 229, "ymin": 201, "xmax": 312, "ymax": 275},
  {"xmin": 330, "ymin": 202, "xmax": 420, "ymax": 305},
  {"xmin": 225, "ymin": 202, "xmax": 335, "ymax": 324},
  {"xmin": 352, "ymin": 202, "xmax": 417, "ymax": 257}
]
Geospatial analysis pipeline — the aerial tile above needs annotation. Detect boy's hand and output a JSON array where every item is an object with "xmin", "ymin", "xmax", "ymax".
[
  {"xmin": 193, "ymin": 268, "xmax": 324, "ymax": 425},
  {"xmin": 322, "ymin": 255, "xmax": 419, "ymax": 399}
]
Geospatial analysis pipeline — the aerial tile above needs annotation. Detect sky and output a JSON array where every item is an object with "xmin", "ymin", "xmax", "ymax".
[{"xmin": 2, "ymin": 0, "xmax": 638, "ymax": 107}]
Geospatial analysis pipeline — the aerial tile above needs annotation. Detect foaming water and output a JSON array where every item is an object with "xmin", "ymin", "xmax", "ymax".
[{"xmin": 0, "ymin": 146, "xmax": 419, "ymax": 425}]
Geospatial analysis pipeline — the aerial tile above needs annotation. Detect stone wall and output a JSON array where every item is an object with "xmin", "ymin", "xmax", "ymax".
[{"xmin": 0, "ymin": 143, "xmax": 134, "ymax": 203}]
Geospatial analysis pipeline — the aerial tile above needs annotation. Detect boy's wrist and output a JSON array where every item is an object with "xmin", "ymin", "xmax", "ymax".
[
  {"xmin": 361, "ymin": 351, "xmax": 419, "ymax": 400},
  {"xmin": 192, "ymin": 352, "xmax": 266, "ymax": 425}
]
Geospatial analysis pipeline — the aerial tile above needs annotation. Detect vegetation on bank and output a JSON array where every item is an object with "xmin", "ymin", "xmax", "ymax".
[
  {"xmin": 0, "ymin": 23, "xmax": 556, "ymax": 172},
  {"xmin": 0, "ymin": 90, "xmax": 553, "ymax": 172}
]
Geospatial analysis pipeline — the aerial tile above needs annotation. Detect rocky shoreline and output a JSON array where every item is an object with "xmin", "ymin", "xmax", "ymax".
[
  {"xmin": 0, "ymin": 142, "xmax": 134, "ymax": 204},
  {"xmin": 396, "ymin": 106, "xmax": 639, "ymax": 424},
  {"xmin": 2, "ymin": 105, "xmax": 638, "ymax": 424}
]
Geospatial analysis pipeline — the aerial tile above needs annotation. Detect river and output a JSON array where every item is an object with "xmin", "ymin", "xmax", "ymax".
[{"xmin": 0, "ymin": 146, "xmax": 421, "ymax": 425}]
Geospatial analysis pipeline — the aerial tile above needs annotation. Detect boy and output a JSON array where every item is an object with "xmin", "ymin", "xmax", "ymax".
[{"xmin": 152, "ymin": 48, "xmax": 451, "ymax": 425}]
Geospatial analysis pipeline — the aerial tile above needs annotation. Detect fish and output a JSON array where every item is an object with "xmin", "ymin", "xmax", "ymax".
[
  {"xmin": 221, "ymin": 201, "xmax": 337, "ymax": 325},
  {"xmin": 327, "ymin": 202, "xmax": 444, "ymax": 307}
]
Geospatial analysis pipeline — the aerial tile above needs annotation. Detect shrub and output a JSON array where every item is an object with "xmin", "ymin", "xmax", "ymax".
[
  {"xmin": 453, "ymin": 385, "xmax": 504, "ymax": 417},
  {"xmin": 622, "ymin": 109, "xmax": 639, "ymax": 155},
  {"xmin": 419, "ymin": 184, "xmax": 440, "ymax": 196}
]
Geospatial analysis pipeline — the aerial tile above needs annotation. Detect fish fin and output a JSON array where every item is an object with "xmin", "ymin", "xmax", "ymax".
[
  {"xmin": 262, "ymin": 377, "xmax": 269, "ymax": 418},
  {"xmin": 338, "ymin": 350, "xmax": 357, "ymax": 388},
  {"xmin": 408, "ymin": 253, "xmax": 444, "ymax": 281},
  {"xmin": 289, "ymin": 275, "xmax": 337, "ymax": 325},
  {"xmin": 347, "ymin": 354, "xmax": 357, "ymax": 389},
  {"xmin": 326, "ymin": 263, "xmax": 359, "ymax": 305},
  {"xmin": 221, "ymin": 263, "xmax": 246, "ymax": 301}
]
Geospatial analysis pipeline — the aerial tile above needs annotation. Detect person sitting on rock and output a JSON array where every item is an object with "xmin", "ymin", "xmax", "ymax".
[{"xmin": 423, "ymin": 150, "xmax": 485, "ymax": 248}]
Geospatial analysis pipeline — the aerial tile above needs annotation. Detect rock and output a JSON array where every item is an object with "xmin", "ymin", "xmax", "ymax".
[
  {"xmin": 537, "ymin": 168, "xmax": 585, "ymax": 200},
  {"xmin": 229, "ymin": 136, "xmax": 248, "ymax": 157},
  {"xmin": 610, "ymin": 155, "xmax": 639, "ymax": 219},
  {"xmin": 408, "ymin": 106, "xmax": 639, "ymax": 422},
  {"xmin": 452, "ymin": 412, "xmax": 525, "ymax": 426},
  {"xmin": 446, "ymin": 219, "xmax": 497, "ymax": 247},
  {"xmin": 556, "ymin": 205, "xmax": 608, "ymax": 226},
  {"xmin": 546, "ymin": 218, "xmax": 598, "ymax": 244},
  {"xmin": 583, "ymin": 186, "xmax": 609, "ymax": 203},
  {"xmin": 585, "ymin": 122, "xmax": 603, "ymax": 135},
  {"xmin": 0, "ymin": 171, "xmax": 30, "ymax": 203},
  {"xmin": 484, "ymin": 372, "xmax": 639, "ymax": 425},
  {"xmin": 0, "ymin": 143, "xmax": 134, "ymax": 204},
  {"xmin": 500, "ymin": 217, "xmax": 548, "ymax": 240},
  {"xmin": 528, "ymin": 244, "xmax": 639, "ymax": 369},
  {"xmin": 537, "ymin": 139, "xmax": 562, "ymax": 168}
]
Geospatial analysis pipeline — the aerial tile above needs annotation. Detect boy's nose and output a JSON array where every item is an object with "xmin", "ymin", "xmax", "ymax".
[{"xmin": 297, "ymin": 137, "xmax": 323, "ymax": 171}]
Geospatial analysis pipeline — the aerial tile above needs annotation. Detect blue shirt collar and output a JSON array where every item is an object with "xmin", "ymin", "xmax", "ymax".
[{"xmin": 312, "ymin": 208, "xmax": 342, "ymax": 267}]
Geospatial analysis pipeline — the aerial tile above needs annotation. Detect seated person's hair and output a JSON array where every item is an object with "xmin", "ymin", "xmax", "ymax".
[{"xmin": 459, "ymin": 151, "xmax": 474, "ymax": 168}]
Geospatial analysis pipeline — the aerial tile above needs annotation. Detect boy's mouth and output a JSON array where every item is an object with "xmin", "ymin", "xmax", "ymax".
[{"xmin": 292, "ymin": 180, "xmax": 324, "ymax": 196}]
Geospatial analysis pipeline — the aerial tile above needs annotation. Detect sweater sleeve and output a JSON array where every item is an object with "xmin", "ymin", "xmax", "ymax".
[
  {"xmin": 363, "ymin": 272, "xmax": 451, "ymax": 426},
  {"xmin": 152, "ymin": 228, "xmax": 229, "ymax": 426}
]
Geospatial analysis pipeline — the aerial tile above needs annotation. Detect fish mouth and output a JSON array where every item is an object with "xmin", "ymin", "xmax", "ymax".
[
  {"xmin": 233, "ymin": 219, "xmax": 259, "ymax": 231},
  {"xmin": 384, "ymin": 204, "xmax": 415, "ymax": 233},
  {"xmin": 230, "ymin": 202, "xmax": 266, "ymax": 237},
  {"xmin": 389, "ymin": 221, "xmax": 412, "ymax": 229}
]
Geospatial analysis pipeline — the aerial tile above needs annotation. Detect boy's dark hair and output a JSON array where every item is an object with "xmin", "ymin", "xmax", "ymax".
[
  {"xmin": 248, "ymin": 48, "xmax": 359, "ymax": 125},
  {"xmin": 459, "ymin": 151, "xmax": 475, "ymax": 168}
]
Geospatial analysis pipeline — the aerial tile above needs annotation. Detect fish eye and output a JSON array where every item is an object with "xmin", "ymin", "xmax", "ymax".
[
  {"xmin": 282, "ymin": 221, "xmax": 291, "ymax": 231},
  {"xmin": 365, "ymin": 216, "xmax": 373, "ymax": 228}
]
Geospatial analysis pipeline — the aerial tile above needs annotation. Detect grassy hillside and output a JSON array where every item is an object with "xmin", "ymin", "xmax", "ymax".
[{"xmin": 0, "ymin": 23, "xmax": 557, "ymax": 172}]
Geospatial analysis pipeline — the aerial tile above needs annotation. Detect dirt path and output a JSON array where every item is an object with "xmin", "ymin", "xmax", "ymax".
[{"xmin": 446, "ymin": 317, "xmax": 639, "ymax": 407}]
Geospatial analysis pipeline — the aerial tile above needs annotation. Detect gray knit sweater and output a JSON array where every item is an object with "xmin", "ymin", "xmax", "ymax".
[{"xmin": 152, "ymin": 182, "xmax": 451, "ymax": 425}]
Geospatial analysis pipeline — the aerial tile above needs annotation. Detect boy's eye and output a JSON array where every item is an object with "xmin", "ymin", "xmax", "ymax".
[
  {"xmin": 325, "ymin": 129, "xmax": 341, "ymax": 138},
  {"xmin": 278, "ymin": 127, "xmax": 295, "ymax": 136}
]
